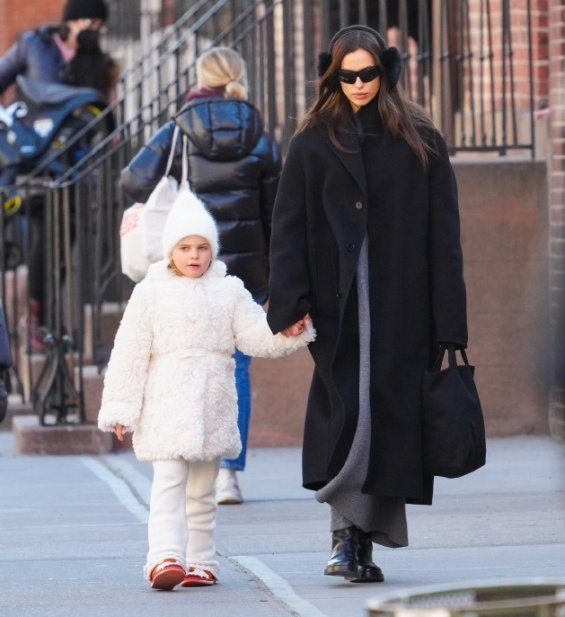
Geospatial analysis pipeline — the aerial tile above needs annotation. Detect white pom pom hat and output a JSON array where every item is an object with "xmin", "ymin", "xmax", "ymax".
[{"xmin": 161, "ymin": 184, "xmax": 219, "ymax": 260}]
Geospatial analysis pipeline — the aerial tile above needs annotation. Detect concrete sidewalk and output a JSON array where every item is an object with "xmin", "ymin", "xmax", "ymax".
[{"xmin": 0, "ymin": 433, "xmax": 564, "ymax": 617}]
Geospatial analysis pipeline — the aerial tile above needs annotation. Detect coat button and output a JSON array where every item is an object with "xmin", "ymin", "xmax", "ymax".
[
  {"xmin": 336, "ymin": 291, "xmax": 342, "ymax": 299},
  {"xmin": 346, "ymin": 243, "xmax": 355, "ymax": 252},
  {"xmin": 355, "ymin": 201, "xmax": 363, "ymax": 209}
]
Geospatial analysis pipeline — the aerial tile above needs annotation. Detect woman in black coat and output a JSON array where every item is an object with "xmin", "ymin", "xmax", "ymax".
[
  {"xmin": 121, "ymin": 47, "xmax": 281, "ymax": 506},
  {"xmin": 267, "ymin": 25, "xmax": 467, "ymax": 583}
]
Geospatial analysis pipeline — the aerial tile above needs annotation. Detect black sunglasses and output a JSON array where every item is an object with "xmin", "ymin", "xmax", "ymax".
[{"xmin": 337, "ymin": 66, "xmax": 381, "ymax": 84}]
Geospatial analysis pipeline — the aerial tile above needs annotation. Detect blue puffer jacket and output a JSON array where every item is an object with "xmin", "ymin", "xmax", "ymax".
[
  {"xmin": 121, "ymin": 97, "xmax": 281, "ymax": 299},
  {"xmin": 0, "ymin": 25, "xmax": 65, "ymax": 94}
]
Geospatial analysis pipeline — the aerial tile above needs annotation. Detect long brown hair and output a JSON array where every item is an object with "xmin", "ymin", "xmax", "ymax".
[{"xmin": 300, "ymin": 28, "xmax": 436, "ymax": 168}]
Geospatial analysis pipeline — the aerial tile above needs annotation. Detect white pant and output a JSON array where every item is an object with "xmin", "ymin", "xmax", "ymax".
[{"xmin": 144, "ymin": 458, "xmax": 220, "ymax": 579}]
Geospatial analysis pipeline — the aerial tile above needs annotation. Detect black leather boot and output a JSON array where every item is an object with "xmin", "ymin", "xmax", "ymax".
[
  {"xmin": 349, "ymin": 529, "xmax": 384, "ymax": 583},
  {"xmin": 323, "ymin": 526, "xmax": 359, "ymax": 578}
]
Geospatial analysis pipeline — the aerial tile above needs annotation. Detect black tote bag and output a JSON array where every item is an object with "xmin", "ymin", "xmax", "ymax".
[{"xmin": 422, "ymin": 345, "xmax": 486, "ymax": 478}]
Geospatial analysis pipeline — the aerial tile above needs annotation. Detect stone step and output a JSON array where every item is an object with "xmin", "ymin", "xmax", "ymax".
[
  {"xmin": 77, "ymin": 364, "xmax": 131, "ymax": 451},
  {"xmin": 249, "ymin": 348, "xmax": 312, "ymax": 447},
  {"xmin": 0, "ymin": 395, "xmax": 33, "ymax": 432},
  {"xmin": 76, "ymin": 364, "xmax": 105, "ymax": 424},
  {"xmin": 12, "ymin": 415, "xmax": 113, "ymax": 455}
]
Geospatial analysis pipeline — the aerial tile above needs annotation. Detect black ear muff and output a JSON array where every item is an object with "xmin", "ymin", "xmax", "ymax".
[
  {"xmin": 317, "ymin": 52, "xmax": 332, "ymax": 77},
  {"xmin": 380, "ymin": 47, "xmax": 402, "ymax": 87}
]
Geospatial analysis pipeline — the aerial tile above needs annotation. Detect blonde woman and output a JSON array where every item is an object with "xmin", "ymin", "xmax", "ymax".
[{"xmin": 121, "ymin": 47, "xmax": 281, "ymax": 505}]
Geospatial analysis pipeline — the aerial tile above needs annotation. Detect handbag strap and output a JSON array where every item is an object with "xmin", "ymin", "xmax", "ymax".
[
  {"xmin": 181, "ymin": 134, "xmax": 189, "ymax": 185},
  {"xmin": 164, "ymin": 124, "xmax": 180, "ymax": 177},
  {"xmin": 432, "ymin": 344, "xmax": 469, "ymax": 371}
]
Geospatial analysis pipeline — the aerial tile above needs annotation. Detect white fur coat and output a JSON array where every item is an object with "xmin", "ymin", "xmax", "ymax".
[{"xmin": 98, "ymin": 260, "xmax": 314, "ymax": 461}]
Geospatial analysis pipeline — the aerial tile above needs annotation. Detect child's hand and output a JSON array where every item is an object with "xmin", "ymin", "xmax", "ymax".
[
  {"xmin": 114, "ymin": 423, "xmax": 125, "ymax": 441},
  {"xmin": 281, "ymin": 314, "xmax": 310, "ymax": 337}
]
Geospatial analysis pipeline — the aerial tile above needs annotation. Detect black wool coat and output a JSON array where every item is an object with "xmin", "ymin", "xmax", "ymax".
[{"xmin": 267, "ymin": 120, "xmax": 468, "ymax": 505}]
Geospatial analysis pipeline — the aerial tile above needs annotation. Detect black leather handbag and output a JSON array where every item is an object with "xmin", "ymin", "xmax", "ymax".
[{"xmin": 422, "ymin": 345, "xmax": 486, "ymax": 478}]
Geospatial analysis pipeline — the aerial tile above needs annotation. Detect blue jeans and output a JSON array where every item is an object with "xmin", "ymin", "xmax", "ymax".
[{"xmin": 221, "ymin": 348, "xmax": 252, "ymax": 471}]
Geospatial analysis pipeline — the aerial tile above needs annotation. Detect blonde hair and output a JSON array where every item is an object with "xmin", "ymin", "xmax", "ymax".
[
  {"xmin": 167, "ymin": 259, "xmax": 184, "ymax": 277},
  {"xmin": 196, "ymin": 46, "xmax": 248, "ymax": 99}
]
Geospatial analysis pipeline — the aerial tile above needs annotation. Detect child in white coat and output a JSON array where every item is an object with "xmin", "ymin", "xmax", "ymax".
[{"xmin": 98, "ymin": 186, "xmax": 314, "ymax": 591}]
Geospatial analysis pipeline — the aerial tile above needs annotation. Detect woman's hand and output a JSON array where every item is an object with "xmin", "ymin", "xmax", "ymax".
[
  {"xmin": 281, "ymin": 314, "xmax": 311, "ymax": 337},
  {"xmin": 113, "ymin": 423, "xmax": 125, "ymax": 441}
]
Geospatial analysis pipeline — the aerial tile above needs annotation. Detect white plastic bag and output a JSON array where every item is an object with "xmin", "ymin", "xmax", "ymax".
[{"xmin": 120, "ymin": 125, "xmax": 184, "ymax": 282}]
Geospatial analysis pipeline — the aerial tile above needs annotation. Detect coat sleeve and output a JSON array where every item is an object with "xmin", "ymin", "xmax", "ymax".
[
  {"xmin": 120, "ymin": 120, "xmax": 177, "ymax": 203},
  {"xmin": 266, "ymin": 135, "xmax": 312, "ymax": 333},
  {"xmin": 258, "ymin": 137, "xmax": 282, "ymax": 258},
  {"xmin": 98, "ymin": 283, "xmax": 153, "ymax": 433},
  {"xmin": 0, "ymin": 38, "xmax": 26, "ymax": 94},
  {"xmin": 231, "ymin": 278, "xmax": 315, "ymax": 357},
  {"xmin": 428, "ymin": 132, "xmax": 468, "ymax": 348}
]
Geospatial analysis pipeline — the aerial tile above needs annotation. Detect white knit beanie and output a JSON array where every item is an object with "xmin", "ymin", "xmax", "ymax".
[{"xmin": 161, "ymin": 185, "xmax": 219, "ymax": 259}]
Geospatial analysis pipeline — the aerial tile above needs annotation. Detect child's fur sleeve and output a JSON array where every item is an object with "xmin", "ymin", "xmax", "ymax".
[
  {"xmin": 231, "ymin": 278, "xmax": 315, "ymax": 357},
  {"xmin": 98, "ymin": 284, "xmax": 153, "ymax": 433}
]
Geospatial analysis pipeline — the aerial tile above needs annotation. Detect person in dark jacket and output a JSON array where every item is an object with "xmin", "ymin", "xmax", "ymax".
[
  {"xmin": 121, "ymin": 46, "xmax": 281, "ymax": 505},
  {"xmin": 267, "ymin": 25, "xmax": 468, "ymax": 583},
  {"xmin": 0, "ymin": 0, "xmax": 116, "ymax": 352},
  {"xmin": 0, "ymin": 0, "xmax": 109, "ymax": 98}
]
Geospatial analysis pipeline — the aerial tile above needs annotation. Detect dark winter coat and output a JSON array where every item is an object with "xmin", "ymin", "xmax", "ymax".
[
  {"xmin": 120, "ymin": 97, "xmax": 281, "ymax": 299},
  {"xmin": 0, "ymin": 26, "xmax": 65, "ymax": 94},
  {"xmin": 267, "ymin": 117, "xmax": 467, "ymax": 505}
]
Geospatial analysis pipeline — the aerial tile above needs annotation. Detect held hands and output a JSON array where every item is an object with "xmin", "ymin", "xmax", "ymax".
[
  {"xmin": 281, "ymin": 314, "xmax": 311, "ymax": 337},
  {"xmin": 113, "ymin": 423, "xmax": 125, "ymax": 441}
]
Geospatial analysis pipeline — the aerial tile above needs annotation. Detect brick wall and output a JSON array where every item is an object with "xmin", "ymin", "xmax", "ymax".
[
  {"xmin": 548, "ymin": 0, "xmax": 565, "ymax": 439},
  {"xmin": 468, "ymin": 0, "xmax": 548, "ymax": 110},
  {"xmin": 0, "ymin": 0, "xmax": 63, "ymax": 103},
  {"xmin": 532, "ymin": 0, "xmax": 550, "ymax": 110},
  {"xmin": 0, "ymin": 0, "xmax": 62, "ymax": 53}
]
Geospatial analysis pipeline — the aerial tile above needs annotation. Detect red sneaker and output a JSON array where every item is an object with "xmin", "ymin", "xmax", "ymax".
[
  {"xmin": 149, "ymin": 559, "xmax": 185, "ymax": 591},
  {"xmin": 181, "ymin": 566, "xmax": 217, "ymax": 587}
]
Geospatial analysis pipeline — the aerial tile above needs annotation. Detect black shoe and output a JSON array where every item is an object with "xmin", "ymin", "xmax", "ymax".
[
  {"xmin": 348, "ymin": 529, "xmax": 384, "ymax": 583},
  {"xmin": 323, "ymin": 526, "xmax": 359, "ymax": 578}
]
